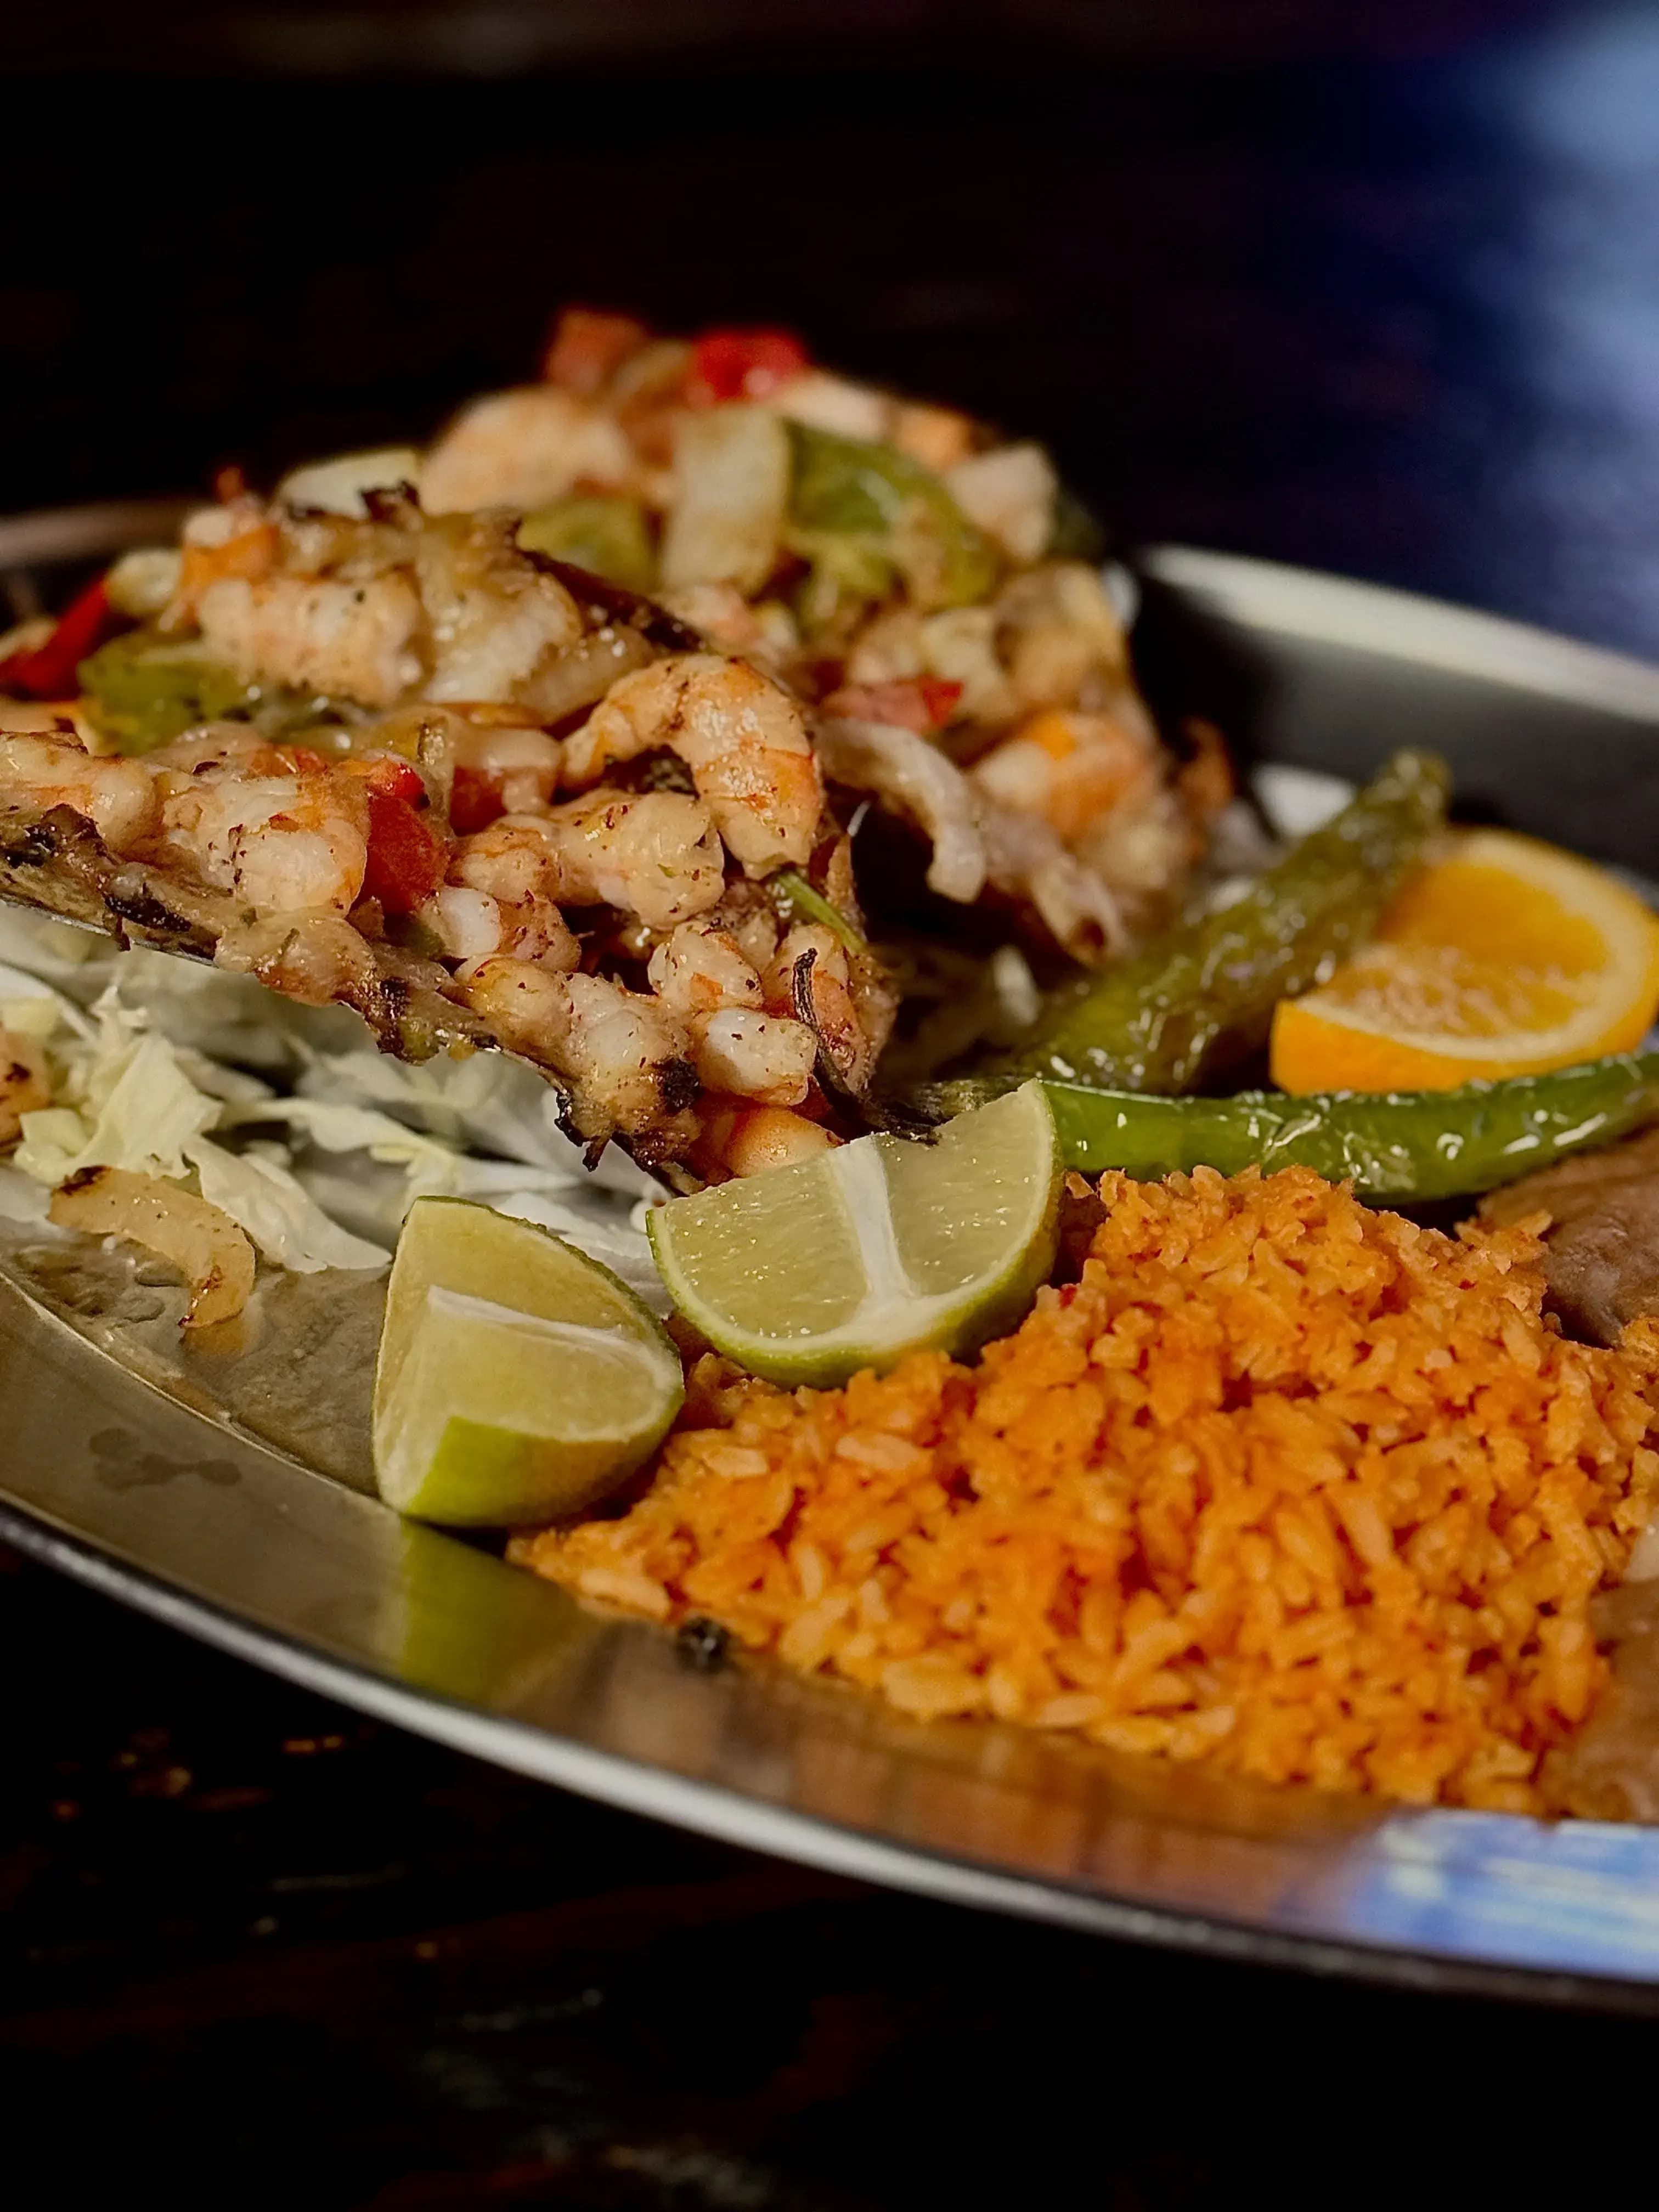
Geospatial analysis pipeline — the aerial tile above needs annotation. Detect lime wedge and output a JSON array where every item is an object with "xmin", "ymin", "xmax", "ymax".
[
  {"xmin": 373, "ymin": 1197, "xmax": 684, "ymax": 1526},
  {"xmin": 647, "ymin": 1082, "xmax": 1060, "ymax": 1387}
]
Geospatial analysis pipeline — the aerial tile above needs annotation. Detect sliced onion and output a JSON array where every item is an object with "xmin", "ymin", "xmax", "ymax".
[
  {"xmin": 50, "ymin": 1164, "xmax": 256, "ymax": 1328},
  {"xmin": 815, "ymin": 718, "xmax": 987, "ymax": 903}
]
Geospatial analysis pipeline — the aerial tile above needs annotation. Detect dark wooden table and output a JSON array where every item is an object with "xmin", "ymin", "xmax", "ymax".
[{"xmin": 8, "ymin": 14, "xmax": 1659, "ymax": 2202}]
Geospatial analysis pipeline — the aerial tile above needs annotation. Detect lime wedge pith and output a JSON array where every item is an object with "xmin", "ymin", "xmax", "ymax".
[
  {"xmin": 373, "ymin": 1197, "xmax": 684, "ymax": 1526},
  {"xmin": 647, "ymin": 1082, "xmax": 1060, "ymax": 1387}
]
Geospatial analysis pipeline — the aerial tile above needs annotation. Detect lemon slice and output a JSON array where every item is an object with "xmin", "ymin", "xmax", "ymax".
[
  {"xmin": 648, "ymin": 1083, "xmax": 1060, "ymax": 1387},
  {"xmin": 373, "ymin": 1197, "xmax": 683, "ymax": 1526},
  {"xmin": 1271, "ymin": 827, "xmax": 1659, "ymax": 1093}
]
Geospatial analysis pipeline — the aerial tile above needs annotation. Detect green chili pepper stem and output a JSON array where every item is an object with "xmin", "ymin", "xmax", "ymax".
[
  {"xmin": 1044, "ymin": 1051, "xmax": 1659, "ymax": 1202},
  {"xmin": 923, "ymin": 747, "xmax": 1450, "ymax": 1117}
]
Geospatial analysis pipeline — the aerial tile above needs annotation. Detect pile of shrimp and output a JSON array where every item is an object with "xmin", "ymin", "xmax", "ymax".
[
  {"xmin": 0, "ymin": 497, "xmax": 884, "ymax": 1174},
  {"xmin": 0, "ymin": 319, "xmax": 1228, "ymax": 1174},
  {"xmin": 405, "ymin": 309, "xmax": 1226, "ymax": 946}
]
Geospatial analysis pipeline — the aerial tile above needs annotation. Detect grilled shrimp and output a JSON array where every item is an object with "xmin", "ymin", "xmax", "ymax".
[
  {"xmin": 969, "ymin": 710, "xmax": 1160, "ymax": 843},
  {"xmin": 420, "ymin": 387, "xmax": 638, "ymax": 515},
  {"xmin": 972, "ymin": 709, "xmax": 1193, "ymax": 938},
  {"xmin": 564, "ymin": 654, "xmax": 822, "ymax": 873},
  {"xmin": 995, "ymin": 563, "xmax": 1150, "ymax": 731},
  {"xmin": 424, "ymin": 883, "xmax": 580, "ymax": 969},
  {"xmin": 167, "ymin": 496, "xmax": 281, "ymax": 625},
  {"xmin": 763, "ymin": 922, "xmax": 873, "ymax": 1087},
  {"xmin": 0, "ymin": 730, "xmax": 161, "ymax": 856},
  {"xmin": 0, "ymin": 1025, "xmax": 50, "ymax": 1144},
  {"xmin": 412, "ymin": 512, "xmax": 585, "ymax": 704},
  {"xmin": 688, "ymin": 1008, "xmax": 817, "ymax": 1107},
  {"xmin": 447, "ymin": 819, "xmax": 580, "ymax": 962},
  {"xmin": 161, "ymin": 768, "xmax": 370, "ymax": 915},
  {"xmin": 149, "ymin": 724, "xmax": 295, "ymax": 777},
  {"xmin": 695, "ymin": 1101, "xmax": 838, "ymax": 1179},
  {"xmin": 456, "ymin": 723, "xmax": 562, "ymax": 815},
  {"xmin": 551, "ymin": 792, "xmax": 727, "ymax": 930},
  {"xmin": 460, "ymin": 957, "xmax": 697, "ymax": 1149},
  {"xmin": 644, "ymin": 921, "xmax": 816, "ymax": 1105},
  {"xmin": 646, "ymin": 922, "xmax": 764, "ymax": 1017},
  {"xmin": 197, "ymin": 573, "xmax": 425, "ymax": 710},
  {"xmin": 453, "ymin": 794, "xmax": 725, "ymax": 934}
]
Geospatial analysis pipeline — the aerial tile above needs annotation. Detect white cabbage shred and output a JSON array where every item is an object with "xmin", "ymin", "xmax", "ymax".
[{"xmin": 0, "ymin": 913, "xmax": 657, "ymax": 1290}]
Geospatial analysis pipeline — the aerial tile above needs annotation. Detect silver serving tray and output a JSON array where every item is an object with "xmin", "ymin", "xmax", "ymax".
[{"xmin": 9, "ymin": 504, "xmax": 1659, "ymax": 2007}]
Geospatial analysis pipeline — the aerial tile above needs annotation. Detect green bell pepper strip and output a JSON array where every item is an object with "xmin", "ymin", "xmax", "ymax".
[
  {"xmin": 517, "ymin": 497, "xmax": 656, "ymax": 594},
  {"xmin": 1044, "ymin": 1051, "xmax": 1659, "ymax": 1201},
  {"xmin": 922, "ymin": 748, "xmax": 1450, "ymax": 1115},
  {"xmin": 786, "ymin": 422, "xmax": 999, "ymax": 614},
  {"xmin": 78, "ymin": 630, "xmax": 263, "ymax": 753}
]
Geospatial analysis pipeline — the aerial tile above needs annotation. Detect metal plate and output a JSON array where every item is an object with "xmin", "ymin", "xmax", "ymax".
[{"xmin": 9, "ymin": 504, "xmax": 1659, "ymax": 2008}]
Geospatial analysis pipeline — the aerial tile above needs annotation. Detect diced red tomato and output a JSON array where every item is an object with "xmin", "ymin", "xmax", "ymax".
[
  {"xmin": 363, "ymin": 788, "xmax": 448, "ymax": 917},
  {"xmin": 448, "ymin": 764, "xmax": 506, "ymax": 837},
  {"xmin": 0, "ymin": 576, "xmax": 113, "ymax": 701},
  {"xmin": 687, "ymin": 327, "xmax": 809, "ymax": 407},
  {"xmin": 821, "ymin": 678, "xmax": 963, "ymax": 736},
  {"xmin": 542, "ymin": 307, "xmax": 649, "ymax": 394}
]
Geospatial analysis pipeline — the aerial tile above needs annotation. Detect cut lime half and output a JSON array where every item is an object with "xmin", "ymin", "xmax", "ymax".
[
  {"xmin": 647, "ymin": 1082, "xmax": 1060, "ymax": 1387},
  {"xmin": 373, "ymin": 1197, "xmax": 684, "ymax": 1526}
]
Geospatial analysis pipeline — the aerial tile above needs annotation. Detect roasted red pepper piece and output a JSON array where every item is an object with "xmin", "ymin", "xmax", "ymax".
[
  {"xmin": 0, "ymin": 576, "xmax": 113, "ymax": 700},
  {"xmin": 448, "ymin": 764, "xmax": 506, "ymax": 837},
  {"xmin": 363, "ymin": 788, "xmax": 448, "ymax": 916},
  {"xmin": 687, "ymin": 327, "xmax": 809, "ymax": 407}
]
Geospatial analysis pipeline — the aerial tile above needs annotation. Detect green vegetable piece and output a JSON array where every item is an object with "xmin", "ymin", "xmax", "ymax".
[
  {"xmin": 927, "ymin": 749, "xmax": 1449, "ymax": 1113},
  {"xmin": 770, "ymin": 867, "xmax": 867, "ymax": 956},
  {"xmin": 78, "ymin": 630, "xmax": 261, "ymax": 753},
  {"xmin": 1045, "ymin": 1051, "xmax": 1659, "ymax": 1203},
  {"xmin": 518, "ymin": 496, "xmax": 656, "ymax": 594},
  {"xmin": 786, "ymin": 422, "xmax": 999, "ymax": 614}
]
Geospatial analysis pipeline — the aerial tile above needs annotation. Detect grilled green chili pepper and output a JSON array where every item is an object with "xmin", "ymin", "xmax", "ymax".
[
  {"xmin": 786, "ymin": 422, "xmax": 999, "ymax": 619},
  {"xmin": 925, "ymin": 748, "xmax": 1449, "ymax": 1115},
  {"xmin": 518, "ymin": 496, "xmax": 656, "ymax": 594},
  {"xmin": 1045, "ymin": 1051, "xmax": 1659, "ymax": 1201}
]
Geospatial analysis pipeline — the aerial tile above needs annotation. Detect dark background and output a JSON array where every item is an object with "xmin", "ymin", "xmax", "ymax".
[
  {"xmin": 8, "ymin": 4, "xmax": 1659, "ymax": 2204},
  {"xmin": 7, "ymin": 1, "xmax": 1659, "ymax": 657}
]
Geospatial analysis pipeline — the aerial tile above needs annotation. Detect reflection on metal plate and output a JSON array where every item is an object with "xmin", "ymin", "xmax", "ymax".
[{"xmin": 8, "ymin": 515, "xmax": 1659, "ymax": 2004}]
